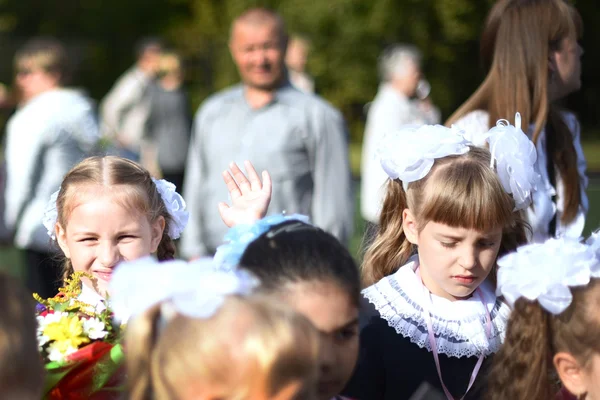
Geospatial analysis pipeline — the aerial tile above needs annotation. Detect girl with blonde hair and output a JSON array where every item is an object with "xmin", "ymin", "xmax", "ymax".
[
  {"xmin": 343, "ymin": 117, "xmax": 536, "ymax": 399},
  {"xmin": 43, "ymin": 156, "xmax": 270, "ymax": 306},
  {"xmin": 489, "ymin": 234, "xmax": 600, "ymax": 400},
  {"xmin": 447, "ymin": 0, "xmax": 587, "ymax": 242},
  {"xmin": 110, "ymin": 257, "xmax": 320, "ymax": 400}
]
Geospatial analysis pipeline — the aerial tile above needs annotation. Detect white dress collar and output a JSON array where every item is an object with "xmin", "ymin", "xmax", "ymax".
[{"xmin": 362, "ymin": 255, "xmax": 509, "ymax": 358}]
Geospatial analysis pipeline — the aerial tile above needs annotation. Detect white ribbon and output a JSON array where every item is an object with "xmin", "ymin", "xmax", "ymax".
[
  {"xmin": 378, "ymin": 124, "xmax": 470, "ymax": 191},
  {"xmin": 497, "ymin": 237, "xmax": 600, "ymax": 315},
  {"xmin": 378, "ymin": 113, "xmax": 540, "ymax": 209},
  {"xmin": 487, "ymin": 113, "xmax": 540, "ymax": 210},
  {"xmin": 109, "ymin": 257, "xmax": 259, "ymax": 323}
]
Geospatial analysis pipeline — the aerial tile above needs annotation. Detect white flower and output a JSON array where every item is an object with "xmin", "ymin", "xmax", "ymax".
[
  {"xmin": 497, "ymin": 238, "xmax": 600, "ymax": 314},
  {"xmin": 46, "ymin": 342, "xmax": 78, "ymax": 363},
  {"xmin": 36, "ymin": 312, "xmax": 68, "ymax": 349},
  {"xmin": 377, "ymin": 124, "xmax": 471, "ymax": 190},
  {"xmin": 487, "ymin": 113, "xmax": 541, "ymax": 210},
  {"xmin": 152, "ymin": 178, "xmax": 189, "ymax": 239},
  {"xmin": 82, "ymin": 317, "xmax": 108, "ymax": 340},
  {"xmin": 42, "ymin": 189, "xmax": 60, "ymax": 240}
]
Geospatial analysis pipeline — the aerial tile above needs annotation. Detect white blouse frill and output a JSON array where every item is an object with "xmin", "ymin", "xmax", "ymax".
[
  {"xmin": 363, "ymin": 256, "xmax": 509, "ymax": 358},
  {"xmin": 453, "ymin": 110, "xmax": 588, "ymax": 242}
]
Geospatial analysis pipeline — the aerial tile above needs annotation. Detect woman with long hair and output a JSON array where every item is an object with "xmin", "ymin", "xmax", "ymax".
[{"xmin": 447, "ymin": 0, "xmax": 587, "ymax": 243}]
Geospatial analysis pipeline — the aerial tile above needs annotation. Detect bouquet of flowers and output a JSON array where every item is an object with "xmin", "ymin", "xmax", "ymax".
[{"xmin": 34, "ymin": 272, "xmax": 125, "ymax": 400}]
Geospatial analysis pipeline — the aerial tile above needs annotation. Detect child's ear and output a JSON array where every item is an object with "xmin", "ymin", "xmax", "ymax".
[
  {"xmin": 150, "ymin": 216, "xmax": 166, "ymax": 252},
  {"xmin": 554, "ymin": 351, "xmax": 588, "ymax": 398},
  {"xmin": 56, "ymin": 223, "xmax": 70, "ymax": 258},
  {"xmin": 402, "ymin": 209, "xmax": 419, "ymax": 245}
]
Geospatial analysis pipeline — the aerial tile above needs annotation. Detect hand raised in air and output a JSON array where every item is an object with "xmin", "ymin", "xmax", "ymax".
[{"xmin": 218, "ymin": 161, "xmax": 272, "ymax": 228}]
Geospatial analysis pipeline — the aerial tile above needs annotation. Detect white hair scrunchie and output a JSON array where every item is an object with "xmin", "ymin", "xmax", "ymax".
[
  {"xmin": 497, "ymin": 237, "xmax": 600, "ymax": 315},
  {"xmin": 42, "ymin": 178, "xmax": 189, "ymax": 241}
]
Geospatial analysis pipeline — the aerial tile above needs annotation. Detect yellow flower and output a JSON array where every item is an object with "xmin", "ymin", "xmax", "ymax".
[{"xmin": 43, "ymin": 314, "xmax": 90, "ymax": 351}]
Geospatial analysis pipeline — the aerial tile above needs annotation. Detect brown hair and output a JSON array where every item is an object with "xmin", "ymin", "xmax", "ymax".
[
  {"xmin": 126, "ymin": 295, "xmax": 320, "ymax": 400},
  {"xmin": 446, "ymin": 0, "xmax": 583, "ymax": 224},
  {"xmin": 55, "ymin": 156, "xmax": 176, "ymax": 281},
  {"xmin": 0, "ymin": 272, "xmax": 45, "ymax": 399},
  {"xmin": 487, "ymin": 278, "xmax": 600, "ymax": 400},
  {"xmin": 14, "ymin": 37, "xmax": 71, "ymax": 85},
  {"xmin": 362, "ymin": 146, "xmax": 528, "ymax": 286}
]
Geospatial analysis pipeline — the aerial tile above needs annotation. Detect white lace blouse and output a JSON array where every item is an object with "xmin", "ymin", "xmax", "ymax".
[
  {"xmin": 363, "ymin": 255, "xmax": 509, "ymax": 358},
  {"xmin": 453, "ymin": 110, "xmax": 589, "ymax": 242}
]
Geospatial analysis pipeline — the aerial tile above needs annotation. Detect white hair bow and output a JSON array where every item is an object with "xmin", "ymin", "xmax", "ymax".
[
  {"xmin": 378, "ymin": 113, "xmax": 540, "ymax": 209},
  {"xmin": 109, "ymin": 257, "xmax": 259, "ymax": 323},
  {"xmin": 378, "ymin": 124, "xmax": 471, "ymax": 191},
  {"xmin": 486, "ymin": 113, "xmax": 540, "ymax": 210},
  {"xmin": 497, "ymin": 237, "xmax": 600, "ymax": 315}
]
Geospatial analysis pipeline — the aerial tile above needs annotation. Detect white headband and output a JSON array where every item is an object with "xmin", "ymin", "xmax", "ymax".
[
  {"xmin": 496, "ymin": 236, "xmax": 600, "ymax": 315},
  {"xmin": 109, "ymin": 257, "xmax": 259, "ymax": 323},
  {"xmin": 378, "ymin": 113, "xmax": 540, "ymax": 210},
  {"xmin": 42, "ymin": 178, "xmax": 189, "ymax": 240}
]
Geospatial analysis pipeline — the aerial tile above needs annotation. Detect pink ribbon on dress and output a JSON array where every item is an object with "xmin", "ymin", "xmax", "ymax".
[{"xmin": 417, "ymin": 268, "xmax": 492, "ymax": 400}]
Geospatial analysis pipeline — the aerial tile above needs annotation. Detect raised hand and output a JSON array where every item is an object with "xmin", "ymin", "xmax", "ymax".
[{"xmin": 218, "ymin": 160, "xmax": 272, "ymax": 228}]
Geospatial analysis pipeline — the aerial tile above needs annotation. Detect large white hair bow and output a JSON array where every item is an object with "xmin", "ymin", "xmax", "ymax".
[
  {"xmin": 109, "ymin": 257, "xmax": 259, "ymax": 323},
  {"xmin": 497, "ymin": 237, "xmax": 600, "ymax": 315},
  {"xmin": 378, "ymin": 124, "xmax": 471, "ymax": 191},
  {"xmin": 486, "ymin": 113, "xmax": 540, "ymax": 210},
  {"xmin": 378, "ymin": 113, "xmax": 539, "ymax": 209}
]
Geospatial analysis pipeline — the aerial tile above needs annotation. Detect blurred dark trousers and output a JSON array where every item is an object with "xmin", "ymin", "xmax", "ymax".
[{"xmin": 24, "ymin": 249, "xmax": 63, "ymax": 298}]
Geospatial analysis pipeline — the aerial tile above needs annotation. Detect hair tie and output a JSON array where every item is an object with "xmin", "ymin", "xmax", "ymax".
[
  {"xmin": 110, "ymin": 257, "xmax": 259, "ymax": 323},
  {"xmin": 496, "ymin": 237, "xmax": 600, "ymax": 315},
  {"xmin": 213, "ymin": 214, "xmax": 310, "ymax": 272}
]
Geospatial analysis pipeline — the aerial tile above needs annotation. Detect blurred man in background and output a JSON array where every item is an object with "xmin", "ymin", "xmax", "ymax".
[
  {"xmin": 361, "ymin": 44, "xmax": 440, "ymax": 229},
  {"xmin": 4, "ymin": 37, "xmax": 99, "ymax": 297},
  {"xmin": 100, "ymin": 37, "xmax": 162, "ymax": 161},
  {"xmin": 181, "ymin": 8, "xmax": 352, "ymax": 259}
]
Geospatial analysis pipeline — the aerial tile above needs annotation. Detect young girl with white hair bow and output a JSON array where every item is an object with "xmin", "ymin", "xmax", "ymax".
[
  {"xmin": 488, "ymin": 233, "xmax": 600, "ymax": 400},
  {"xmin": 343, "ymin": 115, "xmax": 538, "ymax": 399},
  {"xmin": 110, "ymin": 257, "xmax": 320, "ymax": 400}
]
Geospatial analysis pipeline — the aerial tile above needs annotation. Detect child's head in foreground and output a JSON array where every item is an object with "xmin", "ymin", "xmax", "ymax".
[
  {"xmin": 489, "ymin": 236, "xmax": 600, "ymax": 400},
  {"xmin": 238, "ymin": 219, "xmax": 361, "ymax": 400},
  {"xmin": 111, "ymin": 259, "xmax": 320, "ymax": 400}
]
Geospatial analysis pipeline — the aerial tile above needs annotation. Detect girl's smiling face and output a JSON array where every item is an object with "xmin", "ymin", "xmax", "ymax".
[
  {"xmin": 56, "ymin": 187, "xmax": 164, "ymax": 297},
  {"xmin": 403, "ymin": 210, "xmax": 503, "ymax": 301}
]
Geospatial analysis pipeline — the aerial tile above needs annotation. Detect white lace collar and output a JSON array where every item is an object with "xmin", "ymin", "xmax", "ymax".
[{"xmin": 363, "ymin": 255, "xmax": 509, "ymax": 358}]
